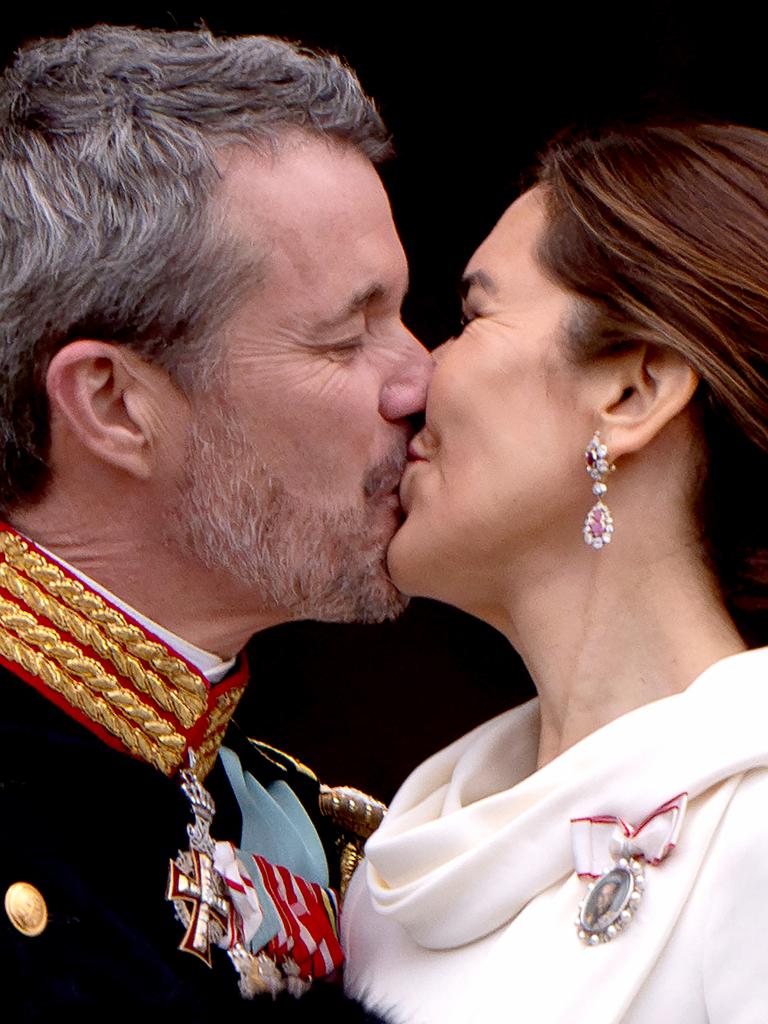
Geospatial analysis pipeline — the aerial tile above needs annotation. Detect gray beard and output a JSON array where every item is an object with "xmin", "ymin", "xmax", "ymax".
[{"xmin": 169, "ymin": 406, "xmax": 408, "ymax": 624}]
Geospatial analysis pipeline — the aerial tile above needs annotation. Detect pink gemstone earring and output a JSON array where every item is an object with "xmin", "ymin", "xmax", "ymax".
[{"xmin": 583, "ymin": 432, "xmax": 615, "ymax": 550}]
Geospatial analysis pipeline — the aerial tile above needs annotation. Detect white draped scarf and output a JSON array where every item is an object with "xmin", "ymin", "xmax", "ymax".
[{"xmin": 343, "ymin": 647, "xmax": 768, "ymax": 1024}]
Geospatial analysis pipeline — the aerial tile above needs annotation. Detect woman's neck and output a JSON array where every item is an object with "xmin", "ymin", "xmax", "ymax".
[{"xmin": 490, "ymin": 537, "xmax": 746, "ymax": 769}]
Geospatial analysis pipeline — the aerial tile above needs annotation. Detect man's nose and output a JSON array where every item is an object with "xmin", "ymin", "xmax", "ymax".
[{"xmin": 379, "ymin": 334, "xmax": 434, "ymax": 421}]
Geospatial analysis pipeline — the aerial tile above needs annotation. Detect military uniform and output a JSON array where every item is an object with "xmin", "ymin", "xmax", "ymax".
[{"xmin": 0, "ymin": 524, "xmax": 383, "ymax": 1020}]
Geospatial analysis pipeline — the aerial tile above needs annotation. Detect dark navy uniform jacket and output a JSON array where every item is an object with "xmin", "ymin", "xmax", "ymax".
[
  {"xmin": 2, "ymin": 671, "xmax": 386, "ymax": 1021},
  {"xmin": 0, "ymin": 523, "xmax": 384, "ymax": 1022}
]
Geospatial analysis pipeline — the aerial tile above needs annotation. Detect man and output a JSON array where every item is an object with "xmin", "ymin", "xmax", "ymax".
[{"xmin": 0, "ymin": 25, "xmax": 431, "ymax": 1018}]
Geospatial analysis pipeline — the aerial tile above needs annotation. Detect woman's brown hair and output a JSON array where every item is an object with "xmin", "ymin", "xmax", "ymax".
[{"xmin": 536, "ymin": 123, "xmax": 768, "ymax": 645}]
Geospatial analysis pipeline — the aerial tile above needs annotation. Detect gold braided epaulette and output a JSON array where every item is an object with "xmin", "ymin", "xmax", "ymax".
[
  {"xmin": 0, "ymin": 527, "xmax": 246, "ymax": 777},
  {"xmin": 319, "ymin": 784, "xmax": 387, "ymax": 900}
]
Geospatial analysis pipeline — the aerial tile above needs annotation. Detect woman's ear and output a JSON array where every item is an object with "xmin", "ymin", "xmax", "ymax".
[
  {"xmin": 46, "ymin": 340, "xmax": 182, "ymax": 479},
  {"xmin": 594, "ymin": 343, "xmax": 699, "ymax": 457}
]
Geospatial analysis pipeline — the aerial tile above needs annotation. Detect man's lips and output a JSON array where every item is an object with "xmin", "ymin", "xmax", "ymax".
[{"xmin": 364, "ymin": 444, "xmax": 408, "ymax": 500}]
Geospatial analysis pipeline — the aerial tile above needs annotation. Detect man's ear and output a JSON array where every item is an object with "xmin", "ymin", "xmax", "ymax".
[
  {"xmin": 46, "ymin": 340, "xmax": 182, "ymax": 479},
  {"xmin": 593, "ymin": 343, "xmax": 699, "ymax": 457}
]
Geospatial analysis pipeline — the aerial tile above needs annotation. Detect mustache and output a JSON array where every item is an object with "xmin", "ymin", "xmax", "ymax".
[{"xmin": 363, "ymin": 444, "xmax": 408, "ymax": 499}]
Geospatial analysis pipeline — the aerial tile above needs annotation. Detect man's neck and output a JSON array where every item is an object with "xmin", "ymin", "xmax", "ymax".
[{"xmin": 10, "ymin": 510, "xmax": 289, "ymax": 659}]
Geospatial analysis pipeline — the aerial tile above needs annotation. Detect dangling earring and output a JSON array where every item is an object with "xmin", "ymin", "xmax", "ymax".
[{"xmin": 583, "ymin": 432, "xmax": 615, "ymax": 550}]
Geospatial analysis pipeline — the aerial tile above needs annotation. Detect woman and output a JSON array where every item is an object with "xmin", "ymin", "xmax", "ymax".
[{"xmin": 342, "ymin": 122, "xmax": 768, "ymax": 1023}]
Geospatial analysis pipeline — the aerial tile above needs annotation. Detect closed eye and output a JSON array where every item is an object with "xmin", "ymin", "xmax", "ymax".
[{"xmin": 320, "ymin": 338, "xmax": 364, "ymax": 361}]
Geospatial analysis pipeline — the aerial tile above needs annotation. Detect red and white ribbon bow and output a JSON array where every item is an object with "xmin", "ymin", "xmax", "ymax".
[{"xmin": 571, "ymin": 792, "xmax": 688, "ymax": 879}]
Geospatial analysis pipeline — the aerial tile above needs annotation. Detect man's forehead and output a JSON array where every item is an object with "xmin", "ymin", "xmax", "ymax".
[
  {"xmin": 217, "ymin": 139, "xmax": 393, "ymax": 238},
  {"xmin": 217, "ymin": 141, "xmax": 407, "ymax": 325}
]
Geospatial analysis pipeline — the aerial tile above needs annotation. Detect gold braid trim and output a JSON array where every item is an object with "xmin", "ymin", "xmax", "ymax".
[
  {"xmin": 339, "ymin": 840, "xmax": 366, "ymax": 903},
  {"xmin": 0, "ymin": 620, "xmax": 175, "ymax": 775},
  {"xmin": 0, "ymin": 533, "xmax": 207, "ymax": 712},
  {"xmin": 252, "ymin": 739, "xmax": 318, "ymax": 781},
  {"xmin": 318, "ymin": 786, "xmax": 388, "ymax": 903},
  {"xmin": 0, "ymin": 596, "xmax": 185, "ymax": 760},
  {"xmin": 319, "ymin": 785, "xmax": 387, "ymax": 839},
  {"xmin": 194, "ymin": 687, "xmax": 246, "ymax": 779},
  {"xmin": 0, "ymin": 561, "xmax": 200, "ymax": 729}
]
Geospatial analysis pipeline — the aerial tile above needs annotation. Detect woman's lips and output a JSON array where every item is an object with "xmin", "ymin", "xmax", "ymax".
[
  {"xmin": 399, "ymin": 459, "xmax": 424, "ymax": 512},
  {"xmin": 406, "ymin": 439, "xmax": 429, "ymax": 462},
  {"xmin": 401, "ymin": 431, "xmax": 435, "ymax": 510}
]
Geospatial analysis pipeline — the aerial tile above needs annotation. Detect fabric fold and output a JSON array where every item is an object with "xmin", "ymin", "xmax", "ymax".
[{"xmin": 344, "ymin": 647, "xmax": 768, "ymax": 1024}]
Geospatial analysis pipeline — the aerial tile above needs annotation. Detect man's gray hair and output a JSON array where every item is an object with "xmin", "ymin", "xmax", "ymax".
[{"xmin": 0, "ymin": 24, "xmax": 391, "ymax": 511}]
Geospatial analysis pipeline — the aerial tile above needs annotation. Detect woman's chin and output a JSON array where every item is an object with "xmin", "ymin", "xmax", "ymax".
[
  {"xmin": 386, "ymin": 521, "xmax": 435, "ymax": 600},
  {"xmin": 386, "ymin": 518, "xmax": 454, "ymax": 603}
]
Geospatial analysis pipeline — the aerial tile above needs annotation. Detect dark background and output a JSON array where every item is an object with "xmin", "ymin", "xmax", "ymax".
[{"xmin": 4, "ymin": 6, "xmax": 766, "ymax": 798}]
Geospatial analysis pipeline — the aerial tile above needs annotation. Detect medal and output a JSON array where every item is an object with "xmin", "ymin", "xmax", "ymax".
[
  {"xmin": 167, "ymin": 752, "xmax": 344, "ymax": 998},
  {"xmin": 571, "ymin": 792, "xmax": 687, "ymax": 945},
  {"xmin": 167, "ymin": 754, "xmax": 289, "ymax": 996},
  {"xmin": 576, "ymin": 856, "xmax": 644, "ymax": 945}
]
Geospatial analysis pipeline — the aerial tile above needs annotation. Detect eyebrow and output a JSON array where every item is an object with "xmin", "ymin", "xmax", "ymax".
[
  {"xmin": 314, "ymin": 280, "xmax": 408, "ymax": 334},
  {"xmin": 459, "ymin": 269, "xmax": 497, "ymax": 299}
]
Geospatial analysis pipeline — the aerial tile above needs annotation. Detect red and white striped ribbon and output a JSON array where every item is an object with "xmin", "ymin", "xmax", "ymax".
[{"xmin": 571, "ymin": 792, "xmax": 688, "ymax": 878}]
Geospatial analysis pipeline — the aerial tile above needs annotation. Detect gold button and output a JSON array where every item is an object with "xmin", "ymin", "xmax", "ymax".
[{"xmin": 4, "ymin": 882, "xmax": 48, "ymax": 937}]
